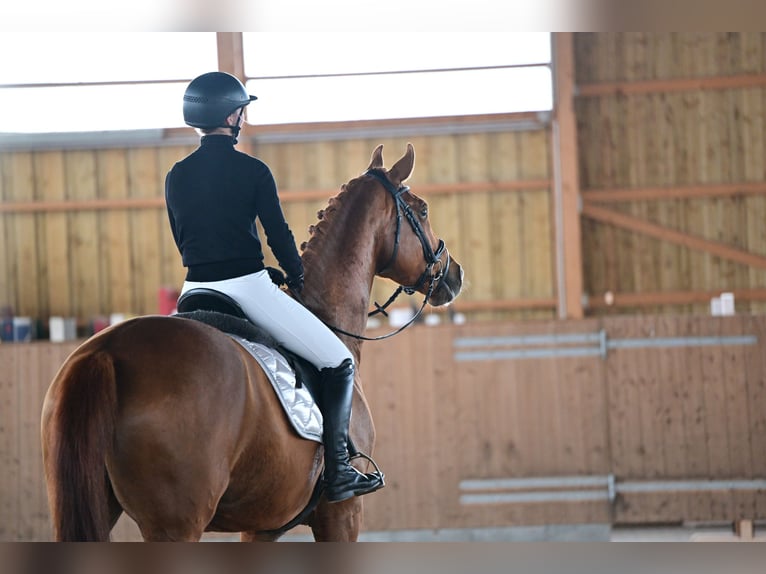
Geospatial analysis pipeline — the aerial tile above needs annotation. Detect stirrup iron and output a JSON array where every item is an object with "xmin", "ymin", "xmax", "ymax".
[{"xmin": 350, "ymin": 450, "xmax": 385, "ymax": 483}]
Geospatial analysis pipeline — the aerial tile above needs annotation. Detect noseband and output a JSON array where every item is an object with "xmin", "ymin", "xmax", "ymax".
[{"xmin": 321, "ymin": 169, "xmax": 451, "ymax": 341}]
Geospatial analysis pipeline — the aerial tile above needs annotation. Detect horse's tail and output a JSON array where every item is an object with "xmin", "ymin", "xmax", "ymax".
[{"xmin": 44, "ymin": 350, "xmax": 117, "ymax": 541}]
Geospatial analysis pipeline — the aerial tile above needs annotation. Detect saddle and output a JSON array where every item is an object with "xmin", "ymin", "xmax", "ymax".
[{"xmin": 175, "ymin": 288, "xmax": 323, "ymax": 441}]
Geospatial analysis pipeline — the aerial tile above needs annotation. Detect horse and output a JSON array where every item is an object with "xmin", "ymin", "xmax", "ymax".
[{"xmin": 41, "ymin": 143, "xmax": 464, "ymax": 541}]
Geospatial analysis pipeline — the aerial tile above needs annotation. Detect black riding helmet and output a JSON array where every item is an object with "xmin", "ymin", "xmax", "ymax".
[{"xmin": 183, "ymin": 71, "xmax": 257, "ymax": 130}]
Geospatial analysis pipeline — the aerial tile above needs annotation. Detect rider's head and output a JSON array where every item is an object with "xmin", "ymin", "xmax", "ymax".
[{"xmin": 183, "ymin": 71, "xmax": 257, "ymax": 141}]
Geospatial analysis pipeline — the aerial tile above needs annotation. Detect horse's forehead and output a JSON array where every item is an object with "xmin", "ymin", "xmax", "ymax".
[{"xmin": 404, "ymin": 192, "xmax": 426, "ymax": 208}]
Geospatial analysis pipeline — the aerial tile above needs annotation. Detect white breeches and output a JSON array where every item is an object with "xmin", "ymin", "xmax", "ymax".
[{"xmin": 181, "ymin": 270, "xmax": 353, "ymax": 370}]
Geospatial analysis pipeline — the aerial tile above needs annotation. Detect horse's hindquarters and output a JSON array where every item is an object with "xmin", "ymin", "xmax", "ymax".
[{"xmin": 45, "ymin": 316, "xmax": 322, "ymax": 540}]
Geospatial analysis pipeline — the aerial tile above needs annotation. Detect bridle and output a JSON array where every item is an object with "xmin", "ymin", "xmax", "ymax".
[{"xmin": 318, "ymin": 169, "xmax": 451, "ymax": 341}]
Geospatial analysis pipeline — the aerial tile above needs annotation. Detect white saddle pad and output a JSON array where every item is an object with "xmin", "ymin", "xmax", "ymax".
[{"xmin": 228, "ymin": 334, "xmax": 323, "ymax": 443}]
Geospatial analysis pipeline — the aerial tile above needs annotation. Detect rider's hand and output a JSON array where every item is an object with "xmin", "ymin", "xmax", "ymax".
[
  {"xmin": 265, "ymin": 266, "xmax": 286, "ymax": 286},
  {"xmin": 286, "ymin": 273, "xmax": 304, "ymax": 294}
]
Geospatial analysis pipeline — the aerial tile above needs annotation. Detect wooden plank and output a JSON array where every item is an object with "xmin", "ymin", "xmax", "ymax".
[
  {"xmin": 35, "ymin": 152, "xmax": 70, "ymax": 317},
  {"xmin": 622, "ymin": 69, "xmax": 657, "ymax": 305},
  {"xmin": 744, "ymin": 316, "xmax": 766, "ymax": 477},
  {"xmin": 455, "ymin": 322, "xmax": 527, "ymax": 527},
  {"xmin": 0, "ymin": 154, "xmax": 16, "ymax": 312},
  {"xmin": 721, "ymin": 315, "xmax": 759, "ymax": 522},
  {"xmin": 430, "ymin": 322, "xmax": 464, "ymax": 528},
  {"xmin": 682, "ymin": 316, "xmax": 715, "ymax": 522},
  {"xmin": 361, "ymin": 321, "xmax": 443, "ymax": 531},
  {"xmin": 65, "ymin": 150, "xmax": 102, "ymax": 319},
  {"xmin": 741, "ymin": 35, "xmax": 766, "ymax": 314},
  {"xmin": 513, "ymin": 322, "xmax": 556, "ymax": 525},
  {"xmin": 393, "ymin": 325, "xmax": 440, "ymax": 529},
  {"xmin": 487, "ymin": 132, "xmax": 522, "ymax": 320},
  {"xmin": 519, "ymin": 130, "xmax": 554, "ymax": 321},
  {"xmin": 720, "ymin": 316, "xmax": 754, "ymax": 476},
  {"xmin": 548, "ymin": 319, "xmax": 610, "ymax": 524},
  {"xmin": 127, "ymin": 148, "xmax": 162, "ymax": 315},
  {"xmin": 699, "ymin": 323, "xmax": 737, "ymax": 520},
  {"xmin": 701, "ymin": 319, "xmax": 731, "ymax": 500},
  {"xmin": 697, "ymin": 36, "xmax": 725, "ymax": 295},
  {"xmin": 8, "ymin": 153, "xmax": 40, "ymax": 317},
  {"xmin": 422, "ymin": 135, "xmax": 461, "ymax": 303},
  {"xmin": 576, "ymin": 72, "xmax": 766, "ymax": 97},
  {"xmin": 582, "ymin": 182, "xmax": 766, "ymax": 203},
  {"xmin": 0, "ymin": 345, "xmax": 20, "ymax": 540},
  {"xmin": 353, "ymin": 325, "xmax": 392, "ymax": 530},
  {"xmin": 744, "ymin": 316, "xmax": 766, "ymax": 520},
  {"xmin": 605, "ymin": 316, "xmax": 656, "ymax": 522},
  {"xmin": 654, "ymin": 316, "xmax": 687, "ymax": 520},
  {"xmin": 97, "ymin": 149, "xmax": 134, "ymax": 315},
  {"xmin": 456, "ymin": 133, "xmax": 493, "ymax": 321},
  {"xmin": 17, "ymin": 345, "xmax": 44, "ymax": 539}
]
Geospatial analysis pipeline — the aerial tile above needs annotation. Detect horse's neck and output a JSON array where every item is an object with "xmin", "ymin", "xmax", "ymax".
[{"xmin": 300, "ymin": 189, "xmax": 387, "ymax": 353}]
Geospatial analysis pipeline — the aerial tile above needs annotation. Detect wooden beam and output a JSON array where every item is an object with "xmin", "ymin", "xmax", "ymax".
[
  {"xmin": 390, "ymin": 298, "xmax": 558, "ymax": 314},
  {"xmin": 0, "ymin": 179, "xmax": 550, "ymax": 213},
  {"xmin": 0, "ymin": 198, "xmax": 166, "ymax": 213},
  {"xmin": 583, "ymin": 182, "xmax": 766, "ymax": 203},
  {"xmin": 216, "ymin": 33, "xmax": 245, "ymax": 80},
  {"xmin": 582, "ymin": 202, "xmax": 766, "ymax": 270},
  {"xmin": 587, "ymin": 288, "xmax": 766, "ymax": 309},
  {"xmin": 443, "ymin": 298, "xmax": 557, "ymax": 312},
  {"xmin": 167, "ymin": 112, "xmax": 548, "ymax": 139},
  {"xmin": 215, "ymin": 33, "xmax": 252, "ymax": 151},
  {"xmin": 576, "ymin": 73, "xmax": 766, "ymax": 98},
  {"xmin": 551, "ymin": 32, "xmax": 584, "ymax": 319}
]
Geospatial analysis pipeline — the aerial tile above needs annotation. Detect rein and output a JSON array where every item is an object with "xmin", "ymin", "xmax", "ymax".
[{"xmin": 303, "ymin": 169, "xmax": 449, "ymax": 342}]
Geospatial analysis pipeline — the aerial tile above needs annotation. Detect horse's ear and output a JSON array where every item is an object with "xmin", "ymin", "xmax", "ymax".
[
  {"xmin": 367, "ymin": 144, "xmax": 384, "ymax": 171},
  {"xmin": 387, "ymin": 143, "xmax": 415, "ymax": 186}
]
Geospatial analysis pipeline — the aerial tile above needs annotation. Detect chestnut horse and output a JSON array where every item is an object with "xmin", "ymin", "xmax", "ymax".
[{"xmin": 41, "ymin": 143, "xmax": 463, "ymax": 541}]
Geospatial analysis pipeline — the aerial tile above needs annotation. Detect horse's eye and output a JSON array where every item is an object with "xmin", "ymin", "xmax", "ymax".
[{"xmin": 420, "ymin": 207, "xmax": 428, "ymax": 219}]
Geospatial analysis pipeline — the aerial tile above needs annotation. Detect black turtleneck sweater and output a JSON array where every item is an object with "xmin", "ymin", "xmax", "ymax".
[{"xmin": 165, "ymin": 135, "xmax": 304, "ymax": 282}]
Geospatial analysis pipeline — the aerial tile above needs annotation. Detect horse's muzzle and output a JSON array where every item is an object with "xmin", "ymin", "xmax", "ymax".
[{"xmin": 430, "ymin": 258, "xmax": 463, "ymax": 306}]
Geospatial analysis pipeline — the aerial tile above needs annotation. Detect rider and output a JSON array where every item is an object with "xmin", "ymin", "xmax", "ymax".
[{"xmin": 165, "ymin": 71, "xmax": 384, "ymax": 503}]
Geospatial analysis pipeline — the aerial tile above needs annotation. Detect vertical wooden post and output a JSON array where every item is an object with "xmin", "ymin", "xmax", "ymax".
[
  {"xmin": 551, "ymin": 33, "xmax": 584, "ymax": 319},
  {"xmin": 215, "ymin": 33, "xmax": 253, "ymax": 151},
  {"xmin": 216, "ymin": 33, "xmax": 245, "ymax": 80}
]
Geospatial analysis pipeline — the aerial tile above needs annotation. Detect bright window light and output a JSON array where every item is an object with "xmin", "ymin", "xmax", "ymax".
[
  {"xmin": 246, "ymin": 67, "xmax": 552, "ymax": 125},
  {"xmin": 243, "ymin": 32, "xmax": 552, "ymax": 125},
  {"xmin": 1, "ymin": 83, "xmax": 189, "ymax": 133},
  {"xmin": 0, "ymin": 33, "xmax": 216, "ymax": 133},
  {"xmin": 243, "ymin": 33, "xmax": 551, "ymax": 76},
  {"xmin": 0, "ymin": 32, "xmax": 552, "ymax": 133}
]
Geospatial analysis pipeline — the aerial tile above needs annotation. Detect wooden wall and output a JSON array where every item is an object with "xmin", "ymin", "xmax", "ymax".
[
  {"xmin": 575, "ymin": 32, "xmax": 766, "ymax": 315},
  {"xmin": 2, "ymin": 315, "xmax": 765, "ymax": 540},
  {"xmin": 0, "ymin": 130, "xmax": 554, "ymax": 327}
]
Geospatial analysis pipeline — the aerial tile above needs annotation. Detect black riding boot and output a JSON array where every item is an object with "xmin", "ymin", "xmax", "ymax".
[{"xmin": 320, "ymin": 358, "xmax": 385, "ymax": 503}]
